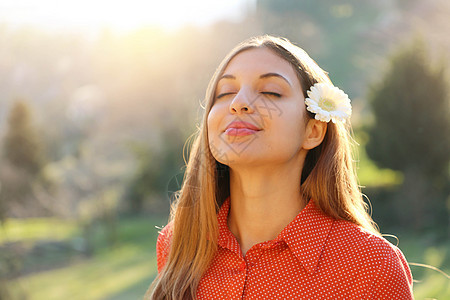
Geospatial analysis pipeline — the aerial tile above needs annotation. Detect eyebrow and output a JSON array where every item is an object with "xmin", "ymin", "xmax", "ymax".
[
  {"xmin": 218, "ymin": 72, "xmax": 291, "ymax": 86},
  {"xmin": 259, "ymin": 73, "xmax": 291, "ymax": 86},
  {"xmin": 219, "ymin": 74, "xmax": 236, "ymax": 81}
]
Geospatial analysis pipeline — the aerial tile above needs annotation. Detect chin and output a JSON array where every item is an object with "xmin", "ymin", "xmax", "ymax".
[{"xmin": 221, "ymin": 151, "xmax": 270, "ymax": 168}]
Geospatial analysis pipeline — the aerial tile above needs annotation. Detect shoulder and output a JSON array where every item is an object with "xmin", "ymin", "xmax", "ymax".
[
  {"xmin": 330, "ymin": 220, "xmax": 413, "ymax": 298},
  {"xmin": 331, "ymin": 220, "xmax": 394, "ymax": 254},
  {"xmin": 156, "ymin": 221, "xmax": 173, "ymax": 273},
  {"xmin": 330, "ymin": 219, "xmax": 408, "ymax": 266}
]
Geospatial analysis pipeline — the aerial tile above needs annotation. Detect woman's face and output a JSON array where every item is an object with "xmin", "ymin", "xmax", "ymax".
[{"xmin": 207, "ymin": 47, "xmax": 309, "ymax": 168}]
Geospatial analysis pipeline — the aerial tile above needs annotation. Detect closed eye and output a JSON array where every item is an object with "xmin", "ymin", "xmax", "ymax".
[
  {"xmin": 262, "ymin": 92, "xmax": 282, "ymax": 98},
  {"xmin": 216, "ymin": 92, "xmax": 236, "ymax": 99}
]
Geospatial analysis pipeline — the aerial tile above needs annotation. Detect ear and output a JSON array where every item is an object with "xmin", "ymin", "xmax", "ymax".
[{"xmin": 302, "ymin": 119, "xmax": 327, "ymax": 150}]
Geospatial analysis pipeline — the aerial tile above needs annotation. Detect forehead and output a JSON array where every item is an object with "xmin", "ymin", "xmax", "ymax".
[{"xmin": 222, "ymin": 47, "xmax": 299, "ymax": 84}]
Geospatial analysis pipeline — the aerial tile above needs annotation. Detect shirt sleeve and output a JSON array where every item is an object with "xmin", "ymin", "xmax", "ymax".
[
  {"xmin": 156, "ymin": 222, "xmax": 173, "ymax": 273},
  {"xmin": 367, "ymin": 245, "xmax": 414, "ymax": 299}
]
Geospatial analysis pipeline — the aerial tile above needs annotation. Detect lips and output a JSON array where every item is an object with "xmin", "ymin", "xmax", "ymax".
[{"xmin": 224, "ymin": 121, "xmax": 262, "ymax": 136}]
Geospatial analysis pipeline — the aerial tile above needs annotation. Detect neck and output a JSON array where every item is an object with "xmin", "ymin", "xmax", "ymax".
[{"xmin": 227, "ymin": 161, "xmax": 306, "ymax": 256}]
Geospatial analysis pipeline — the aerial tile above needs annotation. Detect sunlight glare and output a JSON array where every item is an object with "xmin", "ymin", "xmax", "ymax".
[{"xmin": 0, "ymin": 0, "xmax": 249, "ymax": 32}]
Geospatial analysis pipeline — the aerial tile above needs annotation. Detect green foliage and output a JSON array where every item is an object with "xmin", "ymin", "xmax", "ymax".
[
  {"xmin": 366, "ymin": 39, "xmax": 450, "ymax": 181},
  {"xmin": 365, "ymin": 38, "xmax": 450, "ymax": 231},
  {"xmin": 354, "ymin": 130, "xmax": 403, "ymax": 187},
  {"xmin": 395, "ymin": 233, "xmax": 450, "ymax": 299},
  {"xmin": 124, "ymin": 130, "xmax": 185, "ymax": 214},
  {"xmin": 256, "ymin": 0, "xmax": 384, "ymax": 92}
]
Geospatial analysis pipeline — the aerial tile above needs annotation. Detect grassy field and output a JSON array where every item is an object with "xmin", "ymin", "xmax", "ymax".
[
  {"xmin": 1, "ymin": 216, "xmax": 166, "ymax": 300},
  {"xmin": 1, "ymin": 215, "xmax": 448, "ymax": 300}
]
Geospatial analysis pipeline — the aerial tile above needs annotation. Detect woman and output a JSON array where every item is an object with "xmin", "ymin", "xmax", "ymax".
[{"xmin": 146, "ymin": 35, "xmax": 413, "ymax": 299}]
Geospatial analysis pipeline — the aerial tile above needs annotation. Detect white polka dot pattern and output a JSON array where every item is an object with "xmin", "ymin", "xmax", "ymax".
[{"xmin": 156, "ymin": 198, "xmax": 414, "ymax": 299}]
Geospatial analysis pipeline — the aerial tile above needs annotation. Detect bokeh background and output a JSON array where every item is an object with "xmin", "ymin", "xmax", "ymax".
[{"xmin": 0, "ymin": 0, "xmax": 449, "ymax": 299}]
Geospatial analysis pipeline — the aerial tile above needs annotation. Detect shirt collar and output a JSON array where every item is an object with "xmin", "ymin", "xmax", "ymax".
[
  {"xmin": 217, "ymin": 198, "xmax": 242, "ymax": 255},
  {"xmin": 217, "ymin": 197, "xmax": 334, "ymax": 274}
]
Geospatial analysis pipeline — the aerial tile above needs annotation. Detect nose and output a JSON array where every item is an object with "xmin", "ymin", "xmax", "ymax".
[{"xmin": 229, "ymin": 88, "xmax": 254, "ymax": 114}]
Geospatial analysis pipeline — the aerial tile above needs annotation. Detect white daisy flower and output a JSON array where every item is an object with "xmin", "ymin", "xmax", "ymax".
[{"xmin": 305, "ymin": 83, "xmax": 352, "ymax": 123}]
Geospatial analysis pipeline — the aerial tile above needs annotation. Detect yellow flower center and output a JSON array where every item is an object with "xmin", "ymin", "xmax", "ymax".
[{"xmin": 319, "ymin": 98, "xmax": 335, "ymax": 111}]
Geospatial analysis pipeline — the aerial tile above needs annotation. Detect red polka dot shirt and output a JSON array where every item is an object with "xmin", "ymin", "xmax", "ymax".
[{"xmin": 156, "ymin": 198, "xmax": 414, "ymax": 299}]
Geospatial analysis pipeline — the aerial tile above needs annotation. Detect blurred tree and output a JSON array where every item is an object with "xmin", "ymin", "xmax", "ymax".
[
  {"xmin": 0, "ymin": 100, "xmax": 46, "ymax": 221},
  {"xmin": 366, "ymin": 39, "xmax": 449, "ymax": 183},
  {"xmin": 256, "ymin": 0, "xmax": 386, "ymax": 95},
  {"xmin": 125, "ymin": 125, "xmax": 185, "ymax": 215},
  {"xmin": 366, "ymin": 38, "xmax": 450, "ymax": 230},
  {"xmin": 125, "ymin": 144, "xmax": 161, "ymax": 214},
  {"xmin": 3, "ymin": 100, "xmax": 43, "ymax": 173}
]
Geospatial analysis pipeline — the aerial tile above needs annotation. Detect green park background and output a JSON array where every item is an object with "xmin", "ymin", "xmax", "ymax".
[{"xmin": 0, "ymin": 0, "xmax": 449, "ymax": 299}]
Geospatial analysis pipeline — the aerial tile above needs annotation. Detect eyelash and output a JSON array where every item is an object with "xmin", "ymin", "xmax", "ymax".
[
  {"xmin": 262, "ymin": 92, "xmax": 282, "ymax": 98},
  {"xmin": 216, "ymin": 92, "xmax": 234, "ymax": 99},
  {"xmin": 216, "ymin": 92, "xmax": 282, "ymax": 99}
]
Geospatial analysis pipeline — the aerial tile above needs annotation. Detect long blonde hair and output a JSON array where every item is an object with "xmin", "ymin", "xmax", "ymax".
[{"xmin": 147, "ymin": 35, "xmax": 378, "ymax": 299}]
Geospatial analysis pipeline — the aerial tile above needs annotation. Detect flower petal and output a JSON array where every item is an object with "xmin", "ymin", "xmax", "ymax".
[{"xmin": 304, "ymin": 83, "xmax": 352, "ymax": 123}]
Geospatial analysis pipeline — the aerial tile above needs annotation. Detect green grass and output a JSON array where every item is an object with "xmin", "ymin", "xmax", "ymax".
[
  {"xmin": 0, "ymin": 218, "xmax": 78, "ymax": 243},
  {"xmin": 2, "ymin": 215, "xmax": 166, "ymax": 300},
  {"xmin": 356, "ymin": 146, "xmax": 403, "ymax": 187},
  {"xmin": 10, "ymin": 244, "xmax": 157, "ymax": 300}
]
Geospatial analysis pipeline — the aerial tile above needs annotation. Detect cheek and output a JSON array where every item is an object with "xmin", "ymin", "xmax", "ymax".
[
  {"xmin": 207, "ymin": 106, "xmax": 224, "ymax": 151},
  {"xmin": 207, "ymin": 106, "xmax": 220, "ymax": 137},
  {"xmin": 270, "ymin": 106, "xmax": 306, "ymax": 148},
  {"xmin": 207, "ymin": 106, "xmax": 231, "ymax": 164}
]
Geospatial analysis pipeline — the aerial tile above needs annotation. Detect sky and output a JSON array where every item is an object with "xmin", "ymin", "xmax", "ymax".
[{"xmin": 0, "ymin": 0, "xmax": 255, "ymax": 32}]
